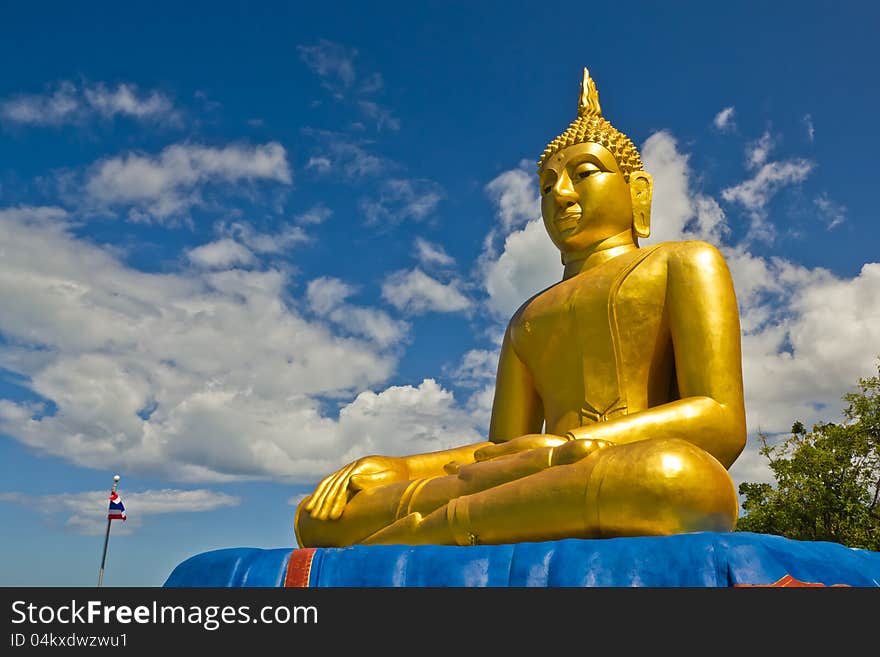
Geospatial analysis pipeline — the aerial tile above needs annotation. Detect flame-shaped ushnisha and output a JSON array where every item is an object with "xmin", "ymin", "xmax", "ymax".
[{"xmin": 538, "ymin": 67, "xmax": 643, "ymax": 181}]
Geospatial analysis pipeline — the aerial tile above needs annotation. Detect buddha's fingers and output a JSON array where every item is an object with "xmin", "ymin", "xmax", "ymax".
[
  {"xmin": 550, "ymin": 438, "xmax": 612, "ymax": 466},
  {"xmin": 322, "ymin": 463, "xmax": 360, "ymax": 520},
  {"xmin": 306, "ymin": 474, "xmax": 334, "ymax": 517},
  {"xmin": 307, "ymin": 464, "xmax": 351, "ymax": 513},
  {"xmin": 443, "ymin": 461, "xmax": 461, "ymax": 475},
  {"xmin": 303, "ymin": 483, "xmax": 323, "ymax": 513},
  {"xmin": 473, "ymin": 444, "xmax": 505, "ymax": 461},
  {"xmin": 332, "ymin": 472, "xmax": 380, "ymax": 519},
  {"xmin": 474, "ymin": 443, "xmax": 523, "ymax": 461},
  {"xmin": 304, "ymin": 470, "xmax": 338, "ymax": 513},
  {"xmin": 312, "ymin": 464, "xmax": 356, "ymax": 520},
  {"xmin": 349, "ymin": 472, "xmax": 379, "ymax": 491},
  {"xmin": 474, "ymin": 434, "xmax": 567, "ymax": 462}
]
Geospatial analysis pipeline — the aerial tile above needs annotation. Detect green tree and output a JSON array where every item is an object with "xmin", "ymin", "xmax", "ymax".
[{"xmin": 736, "ymin": 364, "xmax": 880, "ymax": 551}]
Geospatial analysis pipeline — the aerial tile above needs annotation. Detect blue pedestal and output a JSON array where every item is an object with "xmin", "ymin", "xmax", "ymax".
[{"xmin": 164, "ymin": 532, "xmax": 880, "ymax": 587}]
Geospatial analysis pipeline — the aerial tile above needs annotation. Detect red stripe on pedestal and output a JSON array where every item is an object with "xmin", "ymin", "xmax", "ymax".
[{"xmin": 285, "ymin": 548, "xmax": 317, "ymax": 587}]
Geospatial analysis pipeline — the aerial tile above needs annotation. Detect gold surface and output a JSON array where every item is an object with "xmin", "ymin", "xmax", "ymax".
[{"xmin": 295, "ymin": 68, "xmax": 746, "ymax": 548}]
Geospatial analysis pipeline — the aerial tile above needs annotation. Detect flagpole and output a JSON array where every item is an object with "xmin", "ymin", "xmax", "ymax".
[{"xmin": 97, "ymin": 474, "xmax": 120, "ymax": 588}]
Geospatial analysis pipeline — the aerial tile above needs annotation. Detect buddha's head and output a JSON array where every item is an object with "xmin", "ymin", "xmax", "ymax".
[{"xmin": 538, "ymin": 69, "xmax": 652, "ymax": 258}]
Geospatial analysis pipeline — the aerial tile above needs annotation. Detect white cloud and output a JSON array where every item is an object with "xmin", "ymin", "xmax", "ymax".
[
  {"xmin": 287, "ymin": 493, "xmax": 309, "ymax": 507},
  {"xmin": 447, "ymin": 349, "xmax": 503, "ymax": 437},
  {"xmin": 415, "ymin": 237, "xmax": 454, "ymax": 267},
  {"xmin": 721, "ymin": 160, "xmax": 813, "ymax": 215},
  {"xmin": 359, "ymin": 72, "xmax": 384, "ymax": 95},
  {"xmin": 335, "ymin": 307, "xmax": 410, "ymax": 348},
  {"xmin": 0, "ymin": 488, "xmax": 239, "ymax": 535},
  {"xmin": 450, "ymin": 349, "xmax": 498, "ymax": 388},
  {"xmin": 814, "ymin": 194, "xmax": 846, "ymax": 230},
  {"xmin": 357, "ymin": 100, "xmax": 400, "ymax": 131},
  {"xmin": 307, "ymin": 276, "xmax": 408, "ymax": 348},
  {"xmin": 361, "ymin": 179, "xmax": 444, "ymax": 225},
  {"xmin": 713, "ymin": 106, "xmax": 736, "ymax": 132},
  {"xmin": 640, "ymin": 131, "xmax": 730, "ymax": 245},
  {"xmin": 0, "ymin": 206, "xmax": 431, "ymax": 483},
  {"xmin": 84, "ymin": 142, "xmax": 292, "ymax": 222},
  {"xmin": 219, "ymin": 221, "xmax": 308, "ymax": 254},
  {"xmin": 721, "ymin": 158, "xmax": 814, "ymax": 241},
  {"xmin": 307, "ymin": 276, "xmax": 355, "ymax": 314},
  {"xmin": 724, "ymin": 248, "xmax": 880, "ymax": 437},
  {"xmin": 297, "ymin": 39, "xmax": 357, "ymax": 91},
  {"xmin": 465, "ymin": 383, "xmax": 497, "ymax": 434},
  {"xmin": 484, "ymin": 163, "xmax": 539, "ymax": 234},
  {"xmin": 723, "ymin": 248, "xmax": 880, "ymax": 486},
  {"xmin": 297, "ymin": 40, "xmax": 397, "ymax": 131},
  {"xmin": 728, "ymin": 437, "xmax": 777, "ymax": 488},
  {"xmin": 746, "ymin": 131, "xmax": 775, "ymax": 169},
  {"xmin": 382, "ymin": 269, "xmax": 471, "ymax": 314},
  {"xmin": 332, "ymin": 144, "xmax": 384, "ymax": 177},
  {"xmin": 336, "ymin": 379, "xmax": 484, "ymax": 460},
  {"xmin": 304, "ymin": 133, "xmax": 386, "ymax": 178},
  {"xmin": 482, "ymin": 217, "xmax": 561, "ymax": 319},
  {"xmin": 1, "ymin": 81, "xmax": 79, "ymax": 125},
  {"xmin": 640, "ymin": 131, "xmax": 692, "ymax": 242},
  {"xmin": 479, "ymin": 163, "xmax": 561, "ymax": 319},
  {"xmin": 83, "ymin": 83, "xmax": 176, "ymax": 121},
  {"xmin": 187, "ymin": 239, "xmax": 255, "ymax": 269},
  {"xmin": 305, "ymin": 156, "xmax": 332, "ymax": 173},
  {"xmin": 295, "ymin": 205, "xmax": 332, "ymax": 225},
  {"xmin": 1, "ymin": 80, "xmax": 178, "ymax": 127}
]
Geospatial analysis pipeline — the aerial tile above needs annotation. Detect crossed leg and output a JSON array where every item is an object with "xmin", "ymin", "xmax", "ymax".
[{"xmin": 296, "ymin": 438, "xmax": 738, "ymax": 548}]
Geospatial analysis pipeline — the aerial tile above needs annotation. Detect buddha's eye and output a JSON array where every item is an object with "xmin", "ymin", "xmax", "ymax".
[
  {"xmin": 573, "ymin": 162, "xmax": 600, "ymax": 180},
  {"xmin": 542, "ymin": 184, "xmax": 553, "ymax": 195}
]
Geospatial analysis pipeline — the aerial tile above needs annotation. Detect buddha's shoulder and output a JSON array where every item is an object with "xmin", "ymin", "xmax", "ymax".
[
  {"xmin": 508, "ymin": 282, "xmax": 560, "ymax": 326},
  {"xmin": 644, "ymin": 239, "xmax": 725, "ymax": 260},
  {"xmin": 648, "ymin": 240, "xmax": 731, "ymax": 275},
  {"xmin": 628, "ymin": 240, "xmax": 728, "ymax": 276}
]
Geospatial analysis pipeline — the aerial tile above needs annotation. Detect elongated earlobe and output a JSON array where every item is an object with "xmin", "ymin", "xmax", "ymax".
[{"xmin": 629, "ymin": 171, "xmax": 653, "ymax": 239}]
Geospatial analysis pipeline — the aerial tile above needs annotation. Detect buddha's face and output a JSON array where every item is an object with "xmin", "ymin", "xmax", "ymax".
[{"xmin": 539, "ymin": 142, "xmax": 635, "ymax": 254}]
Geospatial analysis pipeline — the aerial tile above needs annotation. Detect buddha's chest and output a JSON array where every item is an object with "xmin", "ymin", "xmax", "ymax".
[{"xmin": 511, "ymin": 247, "xmax": 669, "ymax": 424}]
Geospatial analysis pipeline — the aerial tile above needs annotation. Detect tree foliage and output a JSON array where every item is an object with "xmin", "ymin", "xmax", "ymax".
[{"xmin": 736, "ymin": 364, "xmax": 880, "ymax": 550}]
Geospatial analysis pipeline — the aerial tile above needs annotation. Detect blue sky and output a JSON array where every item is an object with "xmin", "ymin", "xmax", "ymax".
[{"xmin": 1, "ymin": 1, "xmax": 878, "ymax": 586}]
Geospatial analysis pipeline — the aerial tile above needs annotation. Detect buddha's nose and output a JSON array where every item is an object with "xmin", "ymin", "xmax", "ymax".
[{"xmin": 553, "ymin": 172, "xmax": 579, "ymax": 208}]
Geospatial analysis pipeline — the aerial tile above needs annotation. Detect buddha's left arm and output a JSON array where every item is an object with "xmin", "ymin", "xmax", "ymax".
[{"xmin": 561, "ymin": 242, "xmax": 747, "ymax": 469}]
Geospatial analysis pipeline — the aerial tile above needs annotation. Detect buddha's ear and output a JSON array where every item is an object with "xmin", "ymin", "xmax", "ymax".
[{"xmin": 629, "ymin": 171, "xmax": 653, "ymax": 239}]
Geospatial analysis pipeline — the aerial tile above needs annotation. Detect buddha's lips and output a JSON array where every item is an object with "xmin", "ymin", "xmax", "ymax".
[{"xmin": 555, "ymin": 210, "xmax": 581, "ymax": 229}]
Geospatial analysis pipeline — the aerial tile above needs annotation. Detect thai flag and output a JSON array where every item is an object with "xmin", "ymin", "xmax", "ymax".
[{"xmin": 108, "ymin": 491, "xmax": 126, "ymax": 521}]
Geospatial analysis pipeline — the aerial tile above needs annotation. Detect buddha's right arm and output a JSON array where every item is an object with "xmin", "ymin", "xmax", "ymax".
[
  {"xmin": 487, "ymin": 325, "xmax": 545, "ymax": 442},
  {"xmin": 403, "ymin": 325, "xmax": 546, "ymax": 478},
  {"xmin": 402, "ymin": 441, "xmax": 495, "ymax": 479}
]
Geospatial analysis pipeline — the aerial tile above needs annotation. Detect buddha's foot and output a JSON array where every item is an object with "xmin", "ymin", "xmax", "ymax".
[
  {"xmin": 361, "ymin": 509, "xmax": 456, "ymax": 545},
  {"xmin": 361, "ymin": 512, "xmax": 424, "ymax": 545}
]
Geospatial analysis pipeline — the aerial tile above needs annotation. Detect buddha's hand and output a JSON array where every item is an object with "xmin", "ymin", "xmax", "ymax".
[
  {"xmin": 473, "ymin": 433, "xmax": 569, "ymax": 462},
  {"xmin": 303, "ymin": 455, "xmax": 409, "ymax": 521},
  {"xmin": 550, "ymin": 438, "xmax": 613, "ymax": 466}
]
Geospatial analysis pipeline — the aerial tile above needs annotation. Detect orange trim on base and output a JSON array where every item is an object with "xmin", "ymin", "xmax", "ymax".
[
  {"xmin": 735, "ymin": 574, "xmax": 850, "ymax": 587},
  {"xmin": 285, "ymin": 548, "xmax": 317, "ymax": 587}
]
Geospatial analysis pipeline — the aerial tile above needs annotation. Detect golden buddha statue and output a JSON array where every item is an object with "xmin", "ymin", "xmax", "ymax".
[{"xmin": 295, "ymin": 68, "xmax": 746, "ymax": 548}]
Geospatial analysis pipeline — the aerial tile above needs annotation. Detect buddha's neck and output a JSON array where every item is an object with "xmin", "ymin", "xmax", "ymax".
[{"xmin": 562, "ymin": 229, "xmax": 638, "ymax": 279}]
